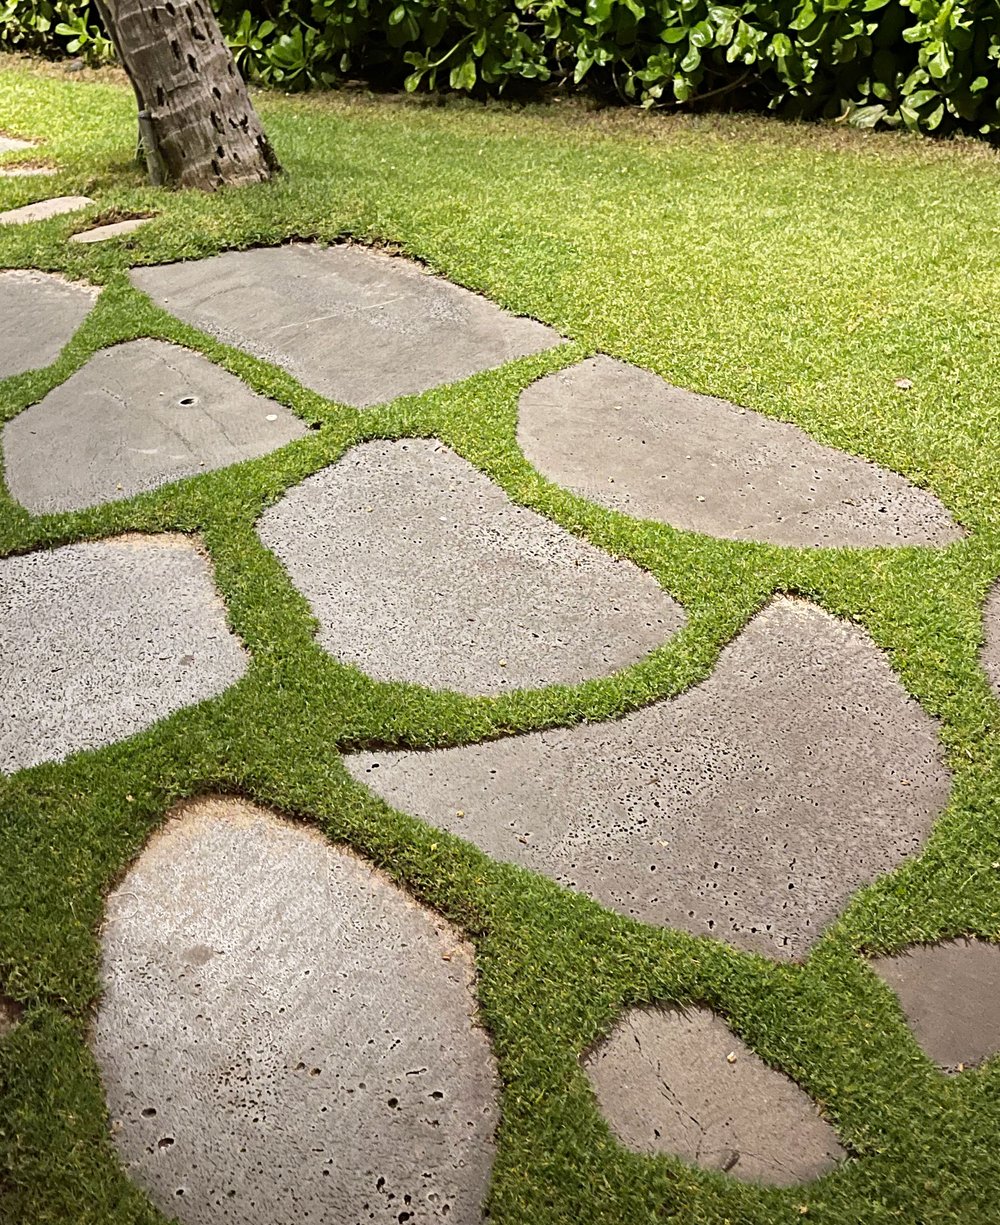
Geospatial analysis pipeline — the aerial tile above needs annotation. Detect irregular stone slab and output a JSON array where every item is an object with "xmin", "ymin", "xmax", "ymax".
[
  {"xmin": 0, "ymin": 270, "xmax": 96, "ymax": 379},
  {"xmin": 517, "ymin": 357, "xmax": 961, "ymax": 547},
  {"xmin": 69, "ymin": 217, "xmax": 150, "ymax": 245},
  {"xmin": 870, "ymin": 939, "xmax": 1000, "ymax": 1071},
  {"xmin": 983, "ymin": 584, "xmax": 1000, "ymax": 699},
  {"xmin": 0, "ymin": 535, "xmax": 247, "ymax": 774},
  {"xmin": 4, "ymin": 339, "xmax": 307, "ymax": 512},
  {"xmin": 347, "ymin": 598, "xmax": 950, "ymax": 957},
  {"xmin": 0, "ymin": 195, "xmax": 93, "ymax": 225},
  {"xmin": 131, "ymin": 243, "xmax": 561, "ymax": 407},
  {"xmin": 0, "ymin": 166, "xmax": 56, "ymax": 179},
  {"xmin": 257, "ymin": 439, "xmax": 684, "ymax": 694},
  {"xmin": 93, "ymin": 796, "xmax": 498, "ymax": 1225},
  {"xmin": 583, "ymin": 1005, "xmax": 845, "ymax": 1184},
  {"xmin": 0, "ymin": 135, "xmax": 33, "ymax": 154}
]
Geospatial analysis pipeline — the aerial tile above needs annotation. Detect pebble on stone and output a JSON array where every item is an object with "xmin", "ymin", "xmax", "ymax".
[
  {"xmin": 257, "ymin": 439, "xmax": 684, "ymax": 694},
  {"xmin": 0, "ymin": 535, "xmax": 248, "ymax": 774},
  {"xmin": 582, "ymin": 1005, "xmax": 845, "ymax": 1185},
  {"xmin": 0, "ymin": 270, "xmax": 97, "ymax": 380},
  {"xmin": 69, "ymin": 217, "xmax": 150, "ymax": 245},
  {"xmin": 0, "ymin": 195, "xmax": 94, "ymax": 225},
  {"xmin": 983, "ymin": 584, "xmax": 1000, "ymax": 699},
  {"xmin": 870, "ymin": 939, "xmax": 1000, "ymax": 1071},
  {"xmin": 4, "ymin": 339, "xmax": 307, "ymax": 512},
  {"xmin": 517, "ymin": 356, "xmax": 961, "ymax": 548},
  {"xmin": 346, "ymin": 598, "xmax": 950, "ymax": 958},
  {"xmin": 130, "ymin": 242, "xmax": 561, "ymax": 407},
  {"xmin": 92, "ymin": 795, "xmax": 499, "ymax": 1225}
]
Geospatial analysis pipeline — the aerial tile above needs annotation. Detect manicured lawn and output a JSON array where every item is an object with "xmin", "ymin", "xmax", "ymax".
[{"xmin": 1, "ymin": 55, "xmax": 1000, "ymax": 1224}]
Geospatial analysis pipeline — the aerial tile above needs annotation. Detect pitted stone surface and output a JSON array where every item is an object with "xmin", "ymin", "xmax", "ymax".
[
  {"xmin": 4, "ymin": 339, "xmax": 307, "ymax": 512},
  {"xmin": 870, "ymin": 939, "xmax": 1000, "ymax": 1071},
  {"xmin": 983, "ymin": 584, "xmax": 1000, "ymax": 699},
  {"xmin": 517, "ymin": 356, "xmax": 961, "ymax": 547},
  {"xmin": 347, "ymin": 598, "xmax": 950, "ymax": 957},
  {"xmin": 0, "ymin": 270, "xmax": 96, "ymax": 379},
  {"xmin": 0, "ymin": 195, "xmax": 93, "ymax": 225},
  {"xmin": 69, "ymin": 217, "xmax": 150, "ymax": 245},
  {"xmin": 583, "ymin": 1005, "xmax": 845, "ymax": 1184},
  {"xmin": 257, "ymin": 439, "xmax": 684, "ymax": 694},
  {"xmin": 0, "ymin": 535, "xmax": 247, "ymax": 774},
  {"xmin": 92, "ymin": 796, "xmax": 499, "ymax": 1225},
  {"xmin": 130, "ymin": 243, "xmax": 560, "ymax": 407}
]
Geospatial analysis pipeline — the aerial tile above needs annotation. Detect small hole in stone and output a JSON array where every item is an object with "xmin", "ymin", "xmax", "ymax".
[
  {"xmin": 141, "ymin": 1107, "xmax": 157, "ymax": 1117},
  {"xmin": 178, "ymin": 396, "xmax": 198, "ymax": 407}
]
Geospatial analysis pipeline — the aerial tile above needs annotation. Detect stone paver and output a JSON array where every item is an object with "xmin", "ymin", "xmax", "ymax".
[
  {"xmin": 0, "ymin": 135, "xmax": 33, "ymax": 154},
  {"xmin": 0, "ymin": 167, "xmax": 56, "ymax": 179},
  {"xmin": 983, "ymin": 584, "xmax": 1000, "ymax": 698},
  {"xmin": 4, "ymin": 339, "xmax": 307, "ymax": 512},
  {"xmin": 130, "ymin": 243, "xmax": 561, "ymax": 407},
  {"xmin": 92, "ymin": 795, "xmax": 499, "ymax": 1225},
  {"xmin": 0, "ymin": 270, "xmax": 96, "ymax": 379},
  {"xmin": 0, "ymin": 195, "xmax": 93, "ymax": 225},
  {"xmin": 69, "ymin": 217, "xmax": 150, "ymax": 245},
  {"xmin": 517, "ymin": 356, "xmax": 961, "ymax": 547},
  {"xmin": 0, "ymin": 535, "xmax": 247, "ymax": 774},
  {"xmin": 347, "ymin": 598, "xmax": 950, "ymax": 957},
  {"xmin": 870, "ymin": 939, "xmax": 1000, "ymax": 1071},
  {"xmin": 257, "ymin": 439, "xmax": 684, "ymax": 694},
  {"xmin": 583, "ymin": 1005, "xmax": 845, "ymax": 1184}
]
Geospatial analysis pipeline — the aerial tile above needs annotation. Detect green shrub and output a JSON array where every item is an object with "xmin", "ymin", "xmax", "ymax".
[{"xmin": 4, "ymin": 0, "xmax": 999, "ymax": 137}]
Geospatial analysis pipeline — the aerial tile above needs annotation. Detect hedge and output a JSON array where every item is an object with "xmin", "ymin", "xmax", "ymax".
[{"xmin": 2, "ymin": 0, "xmax": 999, "ymax": 137}]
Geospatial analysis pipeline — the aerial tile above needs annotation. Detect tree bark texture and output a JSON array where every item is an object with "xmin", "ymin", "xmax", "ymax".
[{"xmin": 95, "ymin": 0, "xmax": 279, "ymax": 190}]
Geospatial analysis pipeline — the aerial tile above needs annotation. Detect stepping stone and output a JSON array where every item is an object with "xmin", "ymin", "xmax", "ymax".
[
  {"xmin": 0, "ymin": 195, "xmax": 93, "ymax": 225},
  {"xmin": 983, "ymin": 584, "xmax": 1000, "ymax": 698},
  {"xmin": 0, "ymin": 535, "xmax": 247, "ymax": 774},
  {"xmin": 582, "ymin": 1005, "xmax": 845, "ymax": 1185},
  {"xmin": 347, "ymin": 598, "xmax": 950, "ymax": 957},
  {"xmin": 4, "ymin": 339, "xmax": 307, "ymax": 513},
  {"xmin": 131, "ymin": 243, "xmax": 561, "ymax": 407},
  {"xmin": 517, "ymin": 357, "xmax": 961, "ymax": 548},
  {"xmin": 0, "ymin": 270, "xmax": 97, "ymax": 379},
  {"xmin": 69, "ymin": 217, "xmax": 150, "ymax": 245},
  {"xmin": 0, "ymin": 167, "xmax": 56, "ymax": 179},
  {"xmin": 92, "ymin": 795, "xmax": 499, "ymax": 1225},
  {"xmin": 257, "ymin": 439, "xmax": 684, "ymax": 695},
  {"xmin": 870, "ymin": 939, "xmax": 1000, "ymax": 1071},
  {"xmin": 0, "ymin": 135, "xmax": 33, "ymax": 154}
]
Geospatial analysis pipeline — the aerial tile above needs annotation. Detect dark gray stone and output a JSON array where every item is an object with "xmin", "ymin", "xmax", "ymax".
[
  {"xmin": 92, "ymin": 796, "xmax": 499, "ymax": 1225},
  {"xmin": 0, "ymin": 270, "xmax": 96, "ymax": 379},
  {"xmin": 0, "ymin": 535, "xmax": 248, "ymax": 774},
  {"xmin": 4, "ymin": 339, "xmax": 307, "ymax": 512},
  {"xmin": 582, "ymin": 1005, "xmax": 845, "ymax": 1184},
  {"xmin": 0, "ymin": 195, "xmax": 93, "ymax": 225},
  {"xmin": 130, "ymin": 243, "xmax": 561, "ymax": 407},
  {"xmin": 517, "ymin": 357, "xmax": 961, "ymax": 547},
  {"xmin": 256, "ymin": 439, "xmax": 684, "ymax": 695},
  {"xmin": 346, "ymin": 598, "xmax": 950, "ymax": 958},
  {"xmin": 870, "ymin": 939, "xmax": 1000, "ymax": 1071},
  {"xmin": 983, "ymin": 584, "xmax": 1000, "ymax": 699}
]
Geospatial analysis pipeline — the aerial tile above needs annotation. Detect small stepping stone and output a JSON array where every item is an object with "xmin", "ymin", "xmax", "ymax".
[
  {"xmin": 983, "ymin": 584, "xmax": 1000, "ymax": 698},
  {"xmin": 870, "ymin": 939, "xmax": 1000, "ymax": 1071},
  {"xmin": 4, "ymin": 339, "xmax": 307, "ymax": 512},
  {"xmin": 92, "ymin": 795, "xmax": 499, "ymax": 1225},
  {"xmin": 583, "ymin": 1005, "xmax": 845, "ymax": 1185},
  {"xmin": 0, "ymin": 270, "xmax": 97, "ymax": 379},
  {"xmin": 0, "ymin": 135, "xmax": 34, "ymax": 154},
  {"xmin": 518, "ymin": 356, "xmax": 961, "ymax": 547},
  {"xmin": 131, "ymin": 243, "xmax": 561, "ymax": 407},
  {"xmin": 347, "ymin": 598, "xmax": 950, "ymax": 957},
  {"xmin": 69, "ymin": 217, "xmax": 150, "ymax": 245},
  {"xmin": 0, "ymin": 195, "xmax": 93, "ymax": 225},
  {"xmin": 0, "ymin": 167, "xmax": 56, "ymax": 179},
  {"xmin": 257, "ymin": 439, "xmax": 684, "ymax": 694},
  {"xmin": 0, "ymin": 535, "xmax": 247, "ymax": 774}
]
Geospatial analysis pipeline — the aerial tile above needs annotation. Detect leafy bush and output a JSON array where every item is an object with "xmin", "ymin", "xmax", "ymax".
[{"xmin": 4, "ymin": 0, "xmax": 1000, "ymax": 137}]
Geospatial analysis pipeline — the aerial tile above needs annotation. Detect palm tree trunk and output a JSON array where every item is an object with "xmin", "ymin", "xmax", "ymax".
[{"xmin": 94, "ymin": 0, "xmax": 279, "ymax": 190}]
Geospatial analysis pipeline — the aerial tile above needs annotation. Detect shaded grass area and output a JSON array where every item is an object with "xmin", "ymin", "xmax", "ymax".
[{"xmin": 1, "ymin": 55, "xmax": 1000, "ymax": 1225}]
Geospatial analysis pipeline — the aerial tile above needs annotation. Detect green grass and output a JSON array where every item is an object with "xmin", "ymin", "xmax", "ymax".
[{"xmin": 2, "ymin": 54, "xmax": 1000, "ymax": 1225}]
